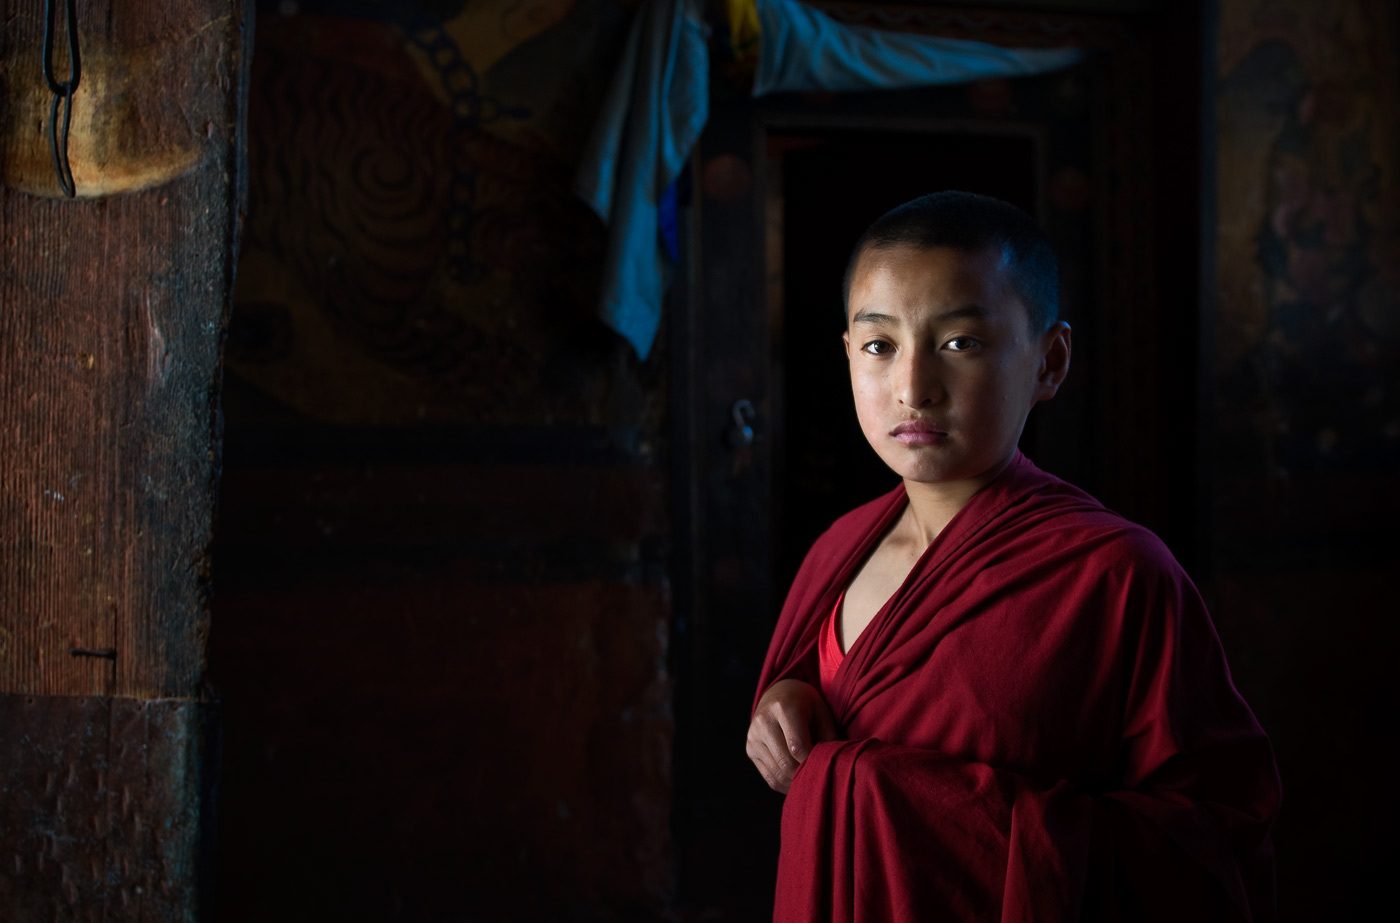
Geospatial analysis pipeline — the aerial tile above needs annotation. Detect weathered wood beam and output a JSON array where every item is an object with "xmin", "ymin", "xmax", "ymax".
[
  {"xmin": 0, "ymin": 0, "xmax": 248, "ymax": 917},
  {"xmin": 0, "ymin": 694, "xmax": 218, "ymax": 918},
  {"xmin": 0, "ymin": 0, "xmax": 247, "ymax": 697}
]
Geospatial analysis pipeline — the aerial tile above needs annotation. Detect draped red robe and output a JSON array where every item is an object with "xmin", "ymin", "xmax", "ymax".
[{"xmin": 754, "ymin": 453, "xmax": 1279, "ymax": 922}]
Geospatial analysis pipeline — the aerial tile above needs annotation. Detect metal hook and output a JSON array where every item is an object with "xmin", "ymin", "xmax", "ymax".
[
  {"xmin": 42, "ymin": 0, "xmax": 81, "ymax": 198},
  {"xmin": 725, "ymin": 399, "xmax": 756, "ymax": 449}
]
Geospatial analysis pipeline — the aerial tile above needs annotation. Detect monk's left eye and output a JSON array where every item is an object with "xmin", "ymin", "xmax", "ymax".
[{"xmin": 945, "ymin": 337, "xmax": 980, "ymax": 351}]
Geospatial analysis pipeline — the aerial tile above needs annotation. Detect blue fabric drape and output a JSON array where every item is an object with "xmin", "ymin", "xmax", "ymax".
[
  {"xmin": 576, "ymin": 0, "xmax": 1082, "ymax": 360},
  {"xmin": 753, "ymin": 0, "xmax": 1083, "ymax": 95},
  {"xmin": 574, "ymin": 0, "xmax": 709, "ymax": 360}
]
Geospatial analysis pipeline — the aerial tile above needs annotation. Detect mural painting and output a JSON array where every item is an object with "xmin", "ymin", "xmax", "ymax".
[
  {"xmin": 1216, "ymin": 0, "xmax": 1399, "ymax": 565},
  {"xmin": 227, "ymin": 0, "xmax": 649, "ymax": 427},
  {"xmin": 1214, "ymin": 2, "xmax": 1400, "ymax": 917}
]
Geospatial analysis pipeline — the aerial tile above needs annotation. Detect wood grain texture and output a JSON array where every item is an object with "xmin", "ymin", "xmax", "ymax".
[
  {"xmin": 0, "ymin": 693, "xmax": 217, "ymax": 922},
  {"xmin": 0, "ymin": 0, "xmax": 248, "ymax": 698}
]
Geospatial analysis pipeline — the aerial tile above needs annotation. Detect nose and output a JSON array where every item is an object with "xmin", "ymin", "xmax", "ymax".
[{"xmin": 896, "ymin": 344, "xmax": 944, "ymax": 408}]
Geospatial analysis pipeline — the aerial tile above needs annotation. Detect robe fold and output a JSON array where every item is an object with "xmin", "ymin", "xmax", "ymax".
[{"xmin": 754, "ymin": 453, "xmax": 1279, "ymax": 922}]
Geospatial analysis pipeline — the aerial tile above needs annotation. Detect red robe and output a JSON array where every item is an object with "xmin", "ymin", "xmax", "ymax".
[{"xmin": 754, "ymin": 453, "xmax": 1279, "ymax": 922}]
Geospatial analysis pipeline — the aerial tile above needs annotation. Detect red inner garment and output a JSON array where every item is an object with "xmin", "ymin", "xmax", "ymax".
[{"xmin": 818, "ymin": 591, "xmax": 845, "ymax": 700}]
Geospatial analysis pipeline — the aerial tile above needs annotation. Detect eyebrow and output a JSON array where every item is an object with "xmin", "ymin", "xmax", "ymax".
[
  {"xmin": 849, "ymin": 310, "xmax": 898, "ymax": 325},
  {"xmin": 850, "ymin": 304, "xmax": 992, "ymax": 325}
]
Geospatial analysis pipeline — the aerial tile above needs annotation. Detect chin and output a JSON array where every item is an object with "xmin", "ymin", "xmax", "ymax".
[
  {"xmin": 875, "ymin": 443, "xmax": 1007, "ymax": 488},
  {"xmin": 876, "ymin": 451, "xmax": 963, "ymax": 485}
]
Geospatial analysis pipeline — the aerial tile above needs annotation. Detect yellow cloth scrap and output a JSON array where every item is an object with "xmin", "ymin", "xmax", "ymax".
[{"xmin": 727, "ymin": 0, "xmax": 761, "ymax": 60}]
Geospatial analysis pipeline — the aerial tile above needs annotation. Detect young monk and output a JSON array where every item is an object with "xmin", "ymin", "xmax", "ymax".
[{"xmin": 747, "ymin": 192, "xmax": 1279, "ymax": 921}]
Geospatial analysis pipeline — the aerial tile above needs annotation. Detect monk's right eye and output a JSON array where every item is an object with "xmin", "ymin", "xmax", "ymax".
[{"xmin": 861, "ymin": 341, "xmax": 893, "ymax": 356}]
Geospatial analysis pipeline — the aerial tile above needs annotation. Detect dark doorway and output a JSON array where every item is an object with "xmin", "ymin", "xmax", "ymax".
[
  {"xmin": 771, "ymin": 130, "xmax": 1040, "ymax": 589},
  {"xmin": 672, "ymin": 120, "xmax": 1058, "ymax": 920},
  {"xmin": 674, "ymin": 31, "xmax": 1150, "ymax": 916}
]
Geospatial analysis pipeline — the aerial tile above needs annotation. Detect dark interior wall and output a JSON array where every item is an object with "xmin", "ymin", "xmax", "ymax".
[
  {"xmin": 0, "ymin": 0, "xmax": 1374, "ymax": 918},
  {"xmin": 209, "ymin": 1, "xmax": 675, "ymax": 920},
  {"xmin": 222, "ymin": 2, "xmax": 1400, "ymax": 920},
  {"xmin": 1209, "ymin": 0, "xmax": 1400, "ymax": 917}
]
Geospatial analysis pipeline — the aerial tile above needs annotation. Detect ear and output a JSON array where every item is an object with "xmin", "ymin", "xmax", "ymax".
[
  {"xmin": 842, "ymin": 330, "xmax": 852, "ymax": 360},
  {"xmin": 1032, "ymin": 321, "xmax": 1071, "ymax": 403}
]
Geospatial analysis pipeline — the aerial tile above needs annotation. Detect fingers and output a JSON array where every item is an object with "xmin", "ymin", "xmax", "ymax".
[
  {"xmin": 775, "ymin": 703, "xmax": 816, "ymax": 764},
  {"xmin": 747, "ymin": 679, "xmax": 831, "ymax": 793},
  {"xmin": 746, "ymin": 714, "xmax": 800, "ymax": 794},
  {"xmin": 745, "ymin": 727, "xmax": 788, "ymax": 793}
]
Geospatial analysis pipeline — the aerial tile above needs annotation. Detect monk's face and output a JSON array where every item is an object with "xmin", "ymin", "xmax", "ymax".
[{"xmin": 842, "ymin": 244, "xmax": 1069, "ymax": 490}]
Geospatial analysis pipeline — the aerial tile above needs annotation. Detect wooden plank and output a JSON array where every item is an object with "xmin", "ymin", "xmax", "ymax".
[
  {"xmin": 0, "ymin": 0, "xmax": 248, "ymax": 699},
  {"xmin": 209, "ymin": 577, "xmax": 673, "ymax": 920},
  {"xmin": 0, "ymin": 692, "xmax": 217, "ymax": 922},
  {"xmin": 217, "ymin": 463, "xmax": 667, "ymax": 548}
]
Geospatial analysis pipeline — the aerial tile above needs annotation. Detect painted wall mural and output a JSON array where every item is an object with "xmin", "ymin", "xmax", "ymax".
[
  {"xmin": 1215, "ymin": 0, "xmax": 1399, "ymax": 565},
  {"xmin": 227, "ymin": 0, "xmax": 647, "ymax": 425},
  {"xmin": 211, "ymin": 5, "xmax": 676, "ymax": 918},
  {"xmin": 1213, "ymin": 3, "xmax": 1399, "ymax": 917}
]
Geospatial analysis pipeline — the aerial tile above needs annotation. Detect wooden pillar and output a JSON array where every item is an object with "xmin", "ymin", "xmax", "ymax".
[{"xmin": 0, "ymin": 1, "xmax": 248, "ymax": 918}]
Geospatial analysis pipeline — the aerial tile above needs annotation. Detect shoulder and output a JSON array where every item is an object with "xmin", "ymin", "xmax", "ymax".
[
  {"xmin": 996, "ymin": 461, "xmax": 1191, "ymax": 585},
  {"xmin": 1042, "ymin": 499, "xmax": 1186, "ymax": 584},
  {"xmin": 1042, "ymin": 507, "xmax": 1208, "ymax": 638}
]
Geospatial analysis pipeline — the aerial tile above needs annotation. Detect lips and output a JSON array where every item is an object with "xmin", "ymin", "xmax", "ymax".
[{"xmin": 890, "ymin": 419, "xmax": 948, "ymax": 446}]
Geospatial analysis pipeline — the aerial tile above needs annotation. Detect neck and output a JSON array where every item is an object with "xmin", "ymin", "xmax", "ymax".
[{"xmin": 899, "ymin": 452, "xmax": 1017, "ymax": 547}]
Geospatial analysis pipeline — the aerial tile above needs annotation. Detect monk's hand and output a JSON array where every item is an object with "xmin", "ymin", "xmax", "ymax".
[{"xmin": 746, "ymin": 679, "xmax": 839, "ymax": 794}]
